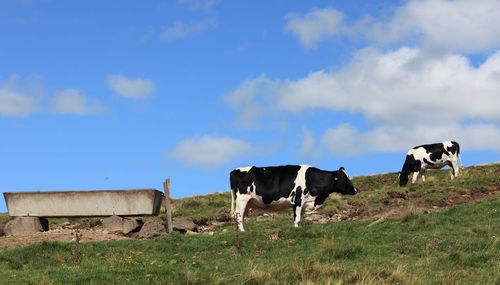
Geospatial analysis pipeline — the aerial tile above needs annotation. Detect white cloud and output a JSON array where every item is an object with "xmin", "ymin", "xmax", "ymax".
[
  {"xmin": 160, "ymin": 19, "xmax": 216, "ymax": 41},
  {"xmin": 107, "ymin": 75, "xmax": 154, "ymax": 99},
  {"xmin": 224, "ymin": 47, "xmax": 500, "ymax": 156},
  {"xmin": 286, "ymin": 1, "xmax": 500, "ymax": 53},
  {"xmin": 276, "ymin": 47, "xmax": 500, "ymax": 125},
  {"xmin": 320, "ymin": 123, "xmax": 500, "ymax": 156},
  {"xmin": 225, "ymin": 1, "xmax": 500, "ymax": 157},
  {"xmin": 0, "ymin": 74, "xmax": 42, "ymax": 117},
  {"xmin": 364, "ymin": 0, "xmax": 500, "ymax": 53},
  {"xmin": 169, "ymin": 135, "xmax": 252, "ymax": 168},
  {"xmin": 226, "ymin": 48, "xmax": 500, "ymax": 126},
  {"xmin": 284, "ymin": 8, "xmax": 345, "ymax": 48},
  {"xmin": 51, "ymin": 89, "xmax": 103, "ymax": 115}
]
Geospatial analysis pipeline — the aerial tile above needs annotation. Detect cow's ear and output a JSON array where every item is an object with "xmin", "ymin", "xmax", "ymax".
[
  {"xmin": 339, "ymin": 167, "xmax": 348, "ymax": 177},
  {"xmin": 333, "ymin": 175, "xmax": 339, "ymax": 181}
]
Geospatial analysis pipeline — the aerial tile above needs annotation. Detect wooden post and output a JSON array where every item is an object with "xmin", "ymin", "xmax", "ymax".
[{"xmin": 163, "ymin": 178, "xmax": 173, "ymax": 233}]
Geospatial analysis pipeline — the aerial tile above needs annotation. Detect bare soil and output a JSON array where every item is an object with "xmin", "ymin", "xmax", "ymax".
[
  {"xmin": 337, "ymin": 185, "xmax": 499, "ymax": 222},
  {"xmin": 0, "ymin": 229, "xmax": 132, "ymax": 251}
]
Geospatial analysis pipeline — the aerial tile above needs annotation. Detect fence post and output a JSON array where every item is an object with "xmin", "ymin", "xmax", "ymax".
[{"xmin": 163, "ymin": 178, "xmax": 173, "ymax": 233}]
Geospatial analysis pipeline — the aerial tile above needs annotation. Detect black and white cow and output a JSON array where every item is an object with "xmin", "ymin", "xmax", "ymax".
[
  {"xmin": 230, "ymin": 165, "xmax": 357, "ymax": 231},
  {"xmin": 399, "ymin": 141, "xmax": 464, "ymax": 187}
]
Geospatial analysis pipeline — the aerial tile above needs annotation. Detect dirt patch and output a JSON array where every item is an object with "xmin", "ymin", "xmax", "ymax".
[
  {"xmin": 0, "ymin": 229, "xmax": 132, "ymax": 251},
  {"xmin": 438, "ymin": 187, "xmax": 497, "ymax": 207},
  {"xmin": 357, "ymin": 184, "xmax": 371, "ymax": 192},
  {"xmin": 380, "ymin": 191, "xmax": 409, "ymax": 205},
  {"xmin": 375, "ymin": 177, "xmax": 395, "ymax": 185},
  {"xmin": 349, "ymin": 186, "xmax": 500, "ymax": 222}
]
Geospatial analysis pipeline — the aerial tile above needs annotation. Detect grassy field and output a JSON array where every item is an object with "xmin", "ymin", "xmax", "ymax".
[{"xmin": 0, "ymin": 164, "xmax": 499, "ymax": 284}]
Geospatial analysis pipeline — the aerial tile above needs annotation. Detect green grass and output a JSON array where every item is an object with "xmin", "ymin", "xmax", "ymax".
[
  {"xmin": 1, "ymin": 196, "xmax": 498, "ymax": 284},
  {"xmin": 1, "ymin": 163, "xmax": 499, "ymax": 284},
  {"xmin": 171, "ymin": 192, "xmax": 232, "ymax": 223}
]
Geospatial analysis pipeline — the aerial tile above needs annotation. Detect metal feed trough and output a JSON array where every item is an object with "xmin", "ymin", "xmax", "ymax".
[{"xmin": 3, "ymin": 189, "xmax": 164, "ymax": 217}]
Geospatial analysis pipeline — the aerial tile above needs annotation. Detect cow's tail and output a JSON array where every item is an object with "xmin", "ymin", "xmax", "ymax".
[{"xmin": 456, "ymin": 142, "xmax": 464, "ymax": 169}]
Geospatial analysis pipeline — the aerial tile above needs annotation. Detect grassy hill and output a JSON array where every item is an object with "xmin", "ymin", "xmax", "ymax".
[{"xmin": 0, "ymin": 164, "xmax": 499, "ymax": 284}]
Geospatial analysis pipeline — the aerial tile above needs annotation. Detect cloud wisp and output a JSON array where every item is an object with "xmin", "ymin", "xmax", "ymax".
[
  {"xmin": 107, "ymin": 75, "xmax": 155, "ymax": 99},
  {"xmin": 284, "ymin": 8, "xmax": 345, "ymax": 49},
  {"xmin": 0, "ymin": 89, "xmax": 39, "ymax": 117},
  {"xmin": 1, "ymin": 74, "xmax": 106, "ymax": 117},
  {"xmin": 0, "ymin": 75, "xmax": 42, "ymax": 117},
  {"xmin": 178, "ymin": 0, "xmax": 220, "ymax": 12},
  {"xmin": 222, "ymin": 74, "xmax": 279, "ymax": 129},
  {"xmin": 51, "ymin": 89, "xmax": 104, "ymax": 115},
  {"xmin": 160, "ymin": 19, "xmax": 216, "ymax": 41}
]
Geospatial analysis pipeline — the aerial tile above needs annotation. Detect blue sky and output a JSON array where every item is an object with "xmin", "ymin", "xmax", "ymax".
[{"xmin": 2, "ymin": 0, "xmax": 500, "ymax": 213}]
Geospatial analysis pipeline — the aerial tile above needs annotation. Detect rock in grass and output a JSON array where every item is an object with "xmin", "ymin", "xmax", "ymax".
[
  {"xmin": 138, "ymin": 217, "xmax": 167, "ymax": 239},
  {"xmin": 102, "ymin": 215, "xmax": 142, "ymax": 235},
  {"xmin": 4, "ymin": 217, "xmax": 49, "ymax": 236},
  {"xmin": 172, "ymin": 217, "xmax": 197, "ymax": 233}
]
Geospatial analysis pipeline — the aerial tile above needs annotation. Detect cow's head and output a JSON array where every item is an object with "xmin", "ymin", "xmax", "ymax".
[
  {"xmin": 399, "ymin": 154, "xmax": 419, "ymax": 187},
  {"xmin": 334, "ymin": 167, "xmax": 357, "ymax": 195},
  {"xmin": 398, "ymin": 171, "xmax": 409, "ymax": 187}
]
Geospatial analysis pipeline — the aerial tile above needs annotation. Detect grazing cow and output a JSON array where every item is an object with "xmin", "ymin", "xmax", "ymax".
[
  {"xmin": 230, "ymin": 165, "xmax": 357, "ymax": 231},
  {"xmin": 399, "ymin": 141, "xmax": 464, "ymax": 187}
]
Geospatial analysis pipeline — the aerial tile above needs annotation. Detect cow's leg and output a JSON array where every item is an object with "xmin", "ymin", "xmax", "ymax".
[
  {"xmin": 411, "ymin": 172, "xmax": 419, "ymax": 184},
  {"xmin": 293, "ymin": 205, "xmax": 303, "ymax": 227},
  {"xmin": 419, "ymin": 169, "xmax": 426, "ymax": 183},
  {"xmin": 451, "ymin": 161, "xmax": 459, "ymax": 180},
  {"xmin": 293, "ymin": 205, "xmax": 297, "ymax": 225},
  {"xmin": 235, "ymin": 194, "xmax": 252, "ymax": 232}
]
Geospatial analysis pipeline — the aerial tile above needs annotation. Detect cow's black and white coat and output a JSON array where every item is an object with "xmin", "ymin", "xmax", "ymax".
[
  {"xmin": 230, "ymin": 165, "xmax": 357, "ymax": 231},
  {"xmin": 399, "ymin": 141, "xmax": 464, "ymax": 186}
]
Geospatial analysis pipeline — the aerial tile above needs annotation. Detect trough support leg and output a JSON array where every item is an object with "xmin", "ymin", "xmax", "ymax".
[{"xmin": 163, "ymin": 178, "xmax": 173, "ymax": 233}]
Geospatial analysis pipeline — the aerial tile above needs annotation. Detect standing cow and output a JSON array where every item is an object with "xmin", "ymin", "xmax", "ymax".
[
  {"xmin": 230, "ymin": 165, "xmax": 357, "ymax": 231},
  {"xmin": 399, "ymin": 141, "xmax": 464, "ymax": 187}
]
